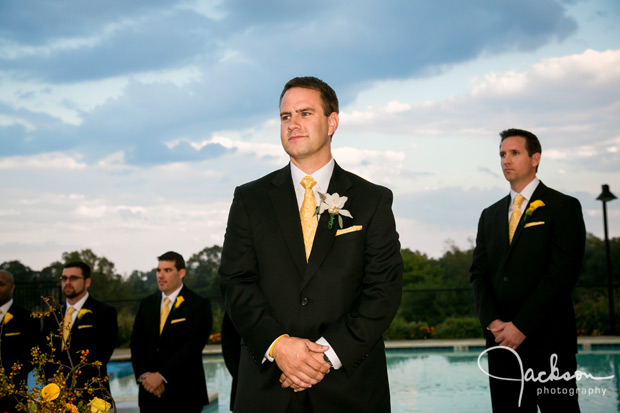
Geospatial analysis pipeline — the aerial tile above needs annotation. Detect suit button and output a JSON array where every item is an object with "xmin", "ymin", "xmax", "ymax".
[
  {"xmin": 301, "ymin": 298, "xmax": 309, "ymax": 306},
  {"xmin": 503, "ymin": 277, "xmax": 508, "ymax": 282}
]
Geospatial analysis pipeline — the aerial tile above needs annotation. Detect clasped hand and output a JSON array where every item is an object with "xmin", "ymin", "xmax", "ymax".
[
  {"xmin": 271, "ymin": 336, "xmax": 331, "ymax": 392},
  {"xmin": 140, "ymin": 372, "xmax": 165, "ymax": 398},
  {"xmin": 489, "ymin": 319, "xmax": 526, "ymax": 350}
]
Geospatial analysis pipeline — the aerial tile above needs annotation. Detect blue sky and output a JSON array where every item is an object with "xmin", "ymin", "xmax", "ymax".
[{"xmin": 1, "ymin": 0, "xmax": 619, "ymax": 274}]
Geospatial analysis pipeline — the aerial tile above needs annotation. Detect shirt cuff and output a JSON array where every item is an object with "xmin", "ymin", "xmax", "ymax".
[
  {"xmin": 316, "ymin": 336, "xmax": 342, "ymax": 370},
  {"xmin": 263, "ymin": 334, "xmax": 289, "ymax": 363}
]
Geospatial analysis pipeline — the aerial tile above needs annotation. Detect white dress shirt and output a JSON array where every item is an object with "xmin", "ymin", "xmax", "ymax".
[
  {"xmin": 263, "ymin": 158, "xmax": 343, "ymax": 370},
  {"xmin": 65, "ymin": 292, "xmax": 89, "ymax": 327},
  {"xmin": 508, "ymin": 177, "xmax": 540, "ymax": 222}
]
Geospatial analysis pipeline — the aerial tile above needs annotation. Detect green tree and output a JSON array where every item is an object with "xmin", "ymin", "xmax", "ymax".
[
  {"xmin": 186, "ymin": 245, "xmax": 223, "ymax": 333},
  {"xmin": 185, "ymin": 245, "xmax": 222, "ymax": 300},
  {"xmin": 0, "ymin": 260, "xmax": 37, "ymax": 282},
  {"xmin": 61, "ymin": 249, "xmax": 130, "ymax": 304}
]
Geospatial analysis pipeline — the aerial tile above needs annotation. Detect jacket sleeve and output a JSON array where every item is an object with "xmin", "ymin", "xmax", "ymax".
[
  {"xmin": 469, "ymin": 209, "xmax": 501, "ymax": 330},
  {"xmin": 130, "ymin": 299, "xmax": 149, "ymax": 379},
  {"xmin": 97, "ymin": 303, "xmax": 118, "ymax": 365},
  {"xmin": 218, "ymin": 186, "xmax": 287, "ymax": 363}
]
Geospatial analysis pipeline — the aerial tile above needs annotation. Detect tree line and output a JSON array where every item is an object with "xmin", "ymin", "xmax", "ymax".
[{"xmin": 1, "ymin": 233, "xmax": 618, "ymax": 346}]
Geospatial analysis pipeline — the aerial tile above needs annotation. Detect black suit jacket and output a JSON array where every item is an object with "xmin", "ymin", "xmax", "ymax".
[
  {"xmin": 470, "ymin": 182, "xmax": 586, "ymax": 353},
  {"xmin": 221, "ymin": 312, "xmax": 241, "ymax": 411},
  {"xmin": 219, "ymin": 163, "xmax": 403, "ymax": 412},
  {"xmin": 130, "ymin": 286, "xmax": 212, "ymax": 412},
  {"xmin": 42, "ymin": 295, "xmax": 118, "ymax": 397},
  {"xmin": 0, "ymin": 302, "xmax": 39, "ymax": 411}
]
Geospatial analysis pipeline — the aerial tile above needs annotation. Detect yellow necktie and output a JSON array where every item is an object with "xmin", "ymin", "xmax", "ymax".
[
  {"xmin": 160, "ymin": 297, "xmax": 171, "ymax": 334},
  {"xmin": 63, "ymin": 307, "xmax": 76, "ymax": 349},
  {"xmin": 508, "ymin": 194, "xmax": 526, "ymax": 244},
  {"xmin": 300, "ymin": 176, "xmax": 318, "ymax": 261}
]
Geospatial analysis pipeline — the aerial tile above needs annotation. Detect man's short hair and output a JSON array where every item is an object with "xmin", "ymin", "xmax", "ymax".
[
  {"xmin": 64, "ymin": 261, "xmax": 91, "ymax": 279},
  {"xmin": 499, "ymin": 128, "xmax": 542, "ymax": 157},
  {"xmin": 158, "ymin": 251, "xmax": 186, "ymax": 271},
  {"xmin": 279, "ymin": 76, "xmax": 339, "ymax": 116}
]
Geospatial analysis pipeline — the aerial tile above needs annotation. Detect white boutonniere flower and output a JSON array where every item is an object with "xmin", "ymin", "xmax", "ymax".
[{"xmin": 316, "ymin": 192, "xmax": 353, "ymax": 229}]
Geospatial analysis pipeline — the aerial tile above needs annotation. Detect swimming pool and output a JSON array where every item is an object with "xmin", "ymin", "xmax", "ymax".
[{"xmin": 108, "ymin": 346, "xmax": 620, "ymax": 412}]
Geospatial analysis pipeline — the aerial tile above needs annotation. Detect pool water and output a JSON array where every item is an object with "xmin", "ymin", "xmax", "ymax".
[{"xmin": 108, "ymin": 347, "xmax": 620, "ymax": 412}]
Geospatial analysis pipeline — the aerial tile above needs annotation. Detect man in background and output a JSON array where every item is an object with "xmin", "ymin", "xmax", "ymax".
[
  {"xmin": 42, "ymin": 261, "xmax": 118, "ymax": 399},
  {"xmin": 0, "ymin": 269, "xmax": 39, "ymax": 412},
  {"xmin": 470, "ymin": 128, "xmax": 586, "ymax": 412},
  {"xmin": 131, "ymin": 251, "xmax": 212, "ymax": 413}
]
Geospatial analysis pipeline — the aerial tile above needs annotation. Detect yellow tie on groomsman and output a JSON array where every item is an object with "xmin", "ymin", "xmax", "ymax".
[
  {"xmin": 508, "ymin": 194, "xmax": 526, "ymax": 244},
  {"xmin": 62, "ymin": 307, "xmax": 76, "ymax": 349},
  {"xmin": 160, "ymin": 297, "xmax": 170, "ymax": 334}
]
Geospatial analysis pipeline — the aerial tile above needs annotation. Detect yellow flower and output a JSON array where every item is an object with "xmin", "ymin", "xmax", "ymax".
[
  {"xmin": 175, "ymin": 296, "xmax": 184, "ymax": 309},
  {"xmin": 66, "ymin": 403, "xmax": 79, "ymax": 413},
  {"xmin": 78, "ymin": 308, "xmax": 93, "ymax": 320},
  {"xmin": 90, "ymin": 397, "xmax": 111, "ymax": 413},
  {"xmin": 523, "ymin": 200, "xmax": 545, "ymax": 222},
  {"xmin": 3, "ymin": 312, "xmax": 13, "ymax": 324},
  {"xmin": 525, "ymin": 200, "xmax": 545, "ymax": 215},
  {"xmin": 41, "ymin": 383, "xmax": 61, "ymax": 402}
]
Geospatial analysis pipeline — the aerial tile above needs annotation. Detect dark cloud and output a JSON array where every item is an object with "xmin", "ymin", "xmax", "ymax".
[{"xmin": 0, "ymin": 0, "xmax": 579, "ymax": 165}]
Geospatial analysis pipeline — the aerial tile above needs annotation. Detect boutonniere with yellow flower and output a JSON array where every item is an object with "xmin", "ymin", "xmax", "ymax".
[
  {"xmin": 522, "ymin": 200, "xmax": 545, "ymax": 223},
  {"xmin": 315, "ymin": 192, "xmax": 353, "ymax": 229},
  {"xmin": 3, "ymin": 312, "xmax": 13, "ymax": 324},
  {"xmin": 77, "ymin": 308, "xmax": 92, "ymax": 321},
  {"xmin": 175, "ymin": 296, "xmax": 185, "ymax": 309}
]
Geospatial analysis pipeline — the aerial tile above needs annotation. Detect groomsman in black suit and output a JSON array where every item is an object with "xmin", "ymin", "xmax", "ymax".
[
  {"xmin": 42, "ymin": 262, "xmax": 118, "ymax": 399},
  {"xmin": 0, "ymin": 270, "xmax": 39, "ymax": 412},
  {"xmin": 470, "ymin": 129, "xmax": 586, "ymax": 412},
  {"xmin": 219, "ymin": 76, "xmax": 403, "ymax": 412},
  {"xmin": 131, "ymin": 251, "xmax": 212, "ymax": 413}
]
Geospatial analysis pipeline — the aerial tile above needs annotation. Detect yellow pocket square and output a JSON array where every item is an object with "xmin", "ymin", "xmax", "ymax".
[
  {"xmin": 78, "ymin": 325, "xmax": 93, "ymax": 329},
  {"xmin": 336, "ymin": 225, "xmax": 363, "ymax": 236},
  {"xmin": 171, "ymin": 318, "xmax": 186, "ymax": 324},
  {"xmin": 5, "ymin": 332, "xmax": 21, "ymax": 336},
  {"xmin": 524, "ymin": 221, "xmax": 545, "ymax": 228}
]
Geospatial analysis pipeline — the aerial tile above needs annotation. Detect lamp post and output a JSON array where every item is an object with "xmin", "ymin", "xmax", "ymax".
[{"xmin": 597, "ymin": 184, "xmax": 617, "ymax": 334}]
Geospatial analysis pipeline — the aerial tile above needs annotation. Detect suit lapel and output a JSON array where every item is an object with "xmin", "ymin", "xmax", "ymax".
[
  {"xmin": 495, "ymin": 194, "xmax": 512, "ymax": 275},
  {"xmin": 269, "ymin": 165, "xmax": 307, "ymax": 278},
  {"xmin": 510, "ymin": 182, "xmax": 548, "ymax": 248},
  {"xmin": 149, "ymin": 293, "xmax": 164, "ymax": 337},
  {"xmin": 498, "ymin": 194, "xmax": 511, "ymax": 250},
  {"xmin": 72, "ymin": 299, "xmax": 86, "ymax": 332},
  {"xmin": 161, "ymin": 288, "xmax": 184, "ymax": 335},
  {"xmin": 303, "ymin": 163, "xmax": 353, "ymax": 288}
]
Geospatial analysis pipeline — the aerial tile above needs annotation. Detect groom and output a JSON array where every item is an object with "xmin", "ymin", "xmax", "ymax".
[{"xmin": 219, "ymin": 76, "xmax": 403, "ymax": 412}]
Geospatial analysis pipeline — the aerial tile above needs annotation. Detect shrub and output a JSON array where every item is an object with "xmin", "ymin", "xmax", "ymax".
[
  {"xmin": 384, "ymin": 317, "xmax": 435, "ymax": 340},
  {"xmin": 434, "ymin": 317, "xmax": 482, "ymax": 339}
]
